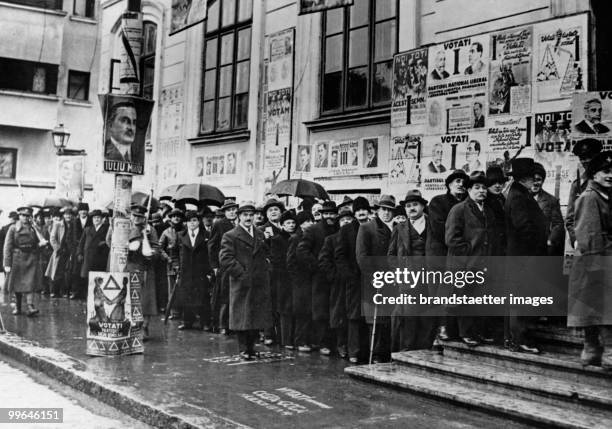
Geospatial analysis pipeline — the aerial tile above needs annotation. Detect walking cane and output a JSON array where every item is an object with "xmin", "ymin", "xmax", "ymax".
[{"xmin": 368, "ymin": 300, "xmax": 378, "ymax": 366}]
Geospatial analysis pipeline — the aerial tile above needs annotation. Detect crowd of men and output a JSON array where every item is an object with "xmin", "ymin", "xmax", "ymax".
[{"xmin": 1, "ymin": 137, "xmax": 611, "ymax": 367}]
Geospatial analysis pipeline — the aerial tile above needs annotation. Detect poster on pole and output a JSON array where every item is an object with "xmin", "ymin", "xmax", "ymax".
[
  {"xmin": 86, "ymin": 272, "xmax": 143, "ymax": 356},
  {"xmin": 392, "ymin": 48, "xmax": 428, "ymax": 126},
  {"xmin": 298, "ymin": 0, "xmax": 353, "ymax": 15},
  {"xmin": 119, "ymin": 11, "xmax": 142, "ymax": 93},
  {"xmin": 571, "ymin": 92, "xmax": 612, "ymax": 139},
  {"xmin": 55, "ymin": 155, "xmax": 84, "ymax": 202},
  {"xmin": 100, "ymin": 94, "xmax": 154, "ymax": 175},
  {"xmin": 170, "ymin": 0, "xmax": 207, "ymax": 35}
]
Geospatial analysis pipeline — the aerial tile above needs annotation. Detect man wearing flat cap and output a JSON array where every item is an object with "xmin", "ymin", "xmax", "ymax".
[
  {"xmin": 76, "ymin": 209, "xmax": 109, "ymax": 297},
  {"xmin": 219, "ymin": 202, "xmax": 272, "ymax": 360}
]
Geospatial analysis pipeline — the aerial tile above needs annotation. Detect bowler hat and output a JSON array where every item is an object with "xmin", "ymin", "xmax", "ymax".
[
  {"xmin": 508, "ymin": 158, "xmax": 536, "ymax": 179},
  {"xmin": 393, "ymin": 205, "xmax": 407, "ymax": 218},
  {"xmin": 8, "ymin": 211, "xmax": 19, "ymax": 220},
  {"xmin": 168, "ymin": 208, "xmax": 184, "ymax": 219},
  {"xmin": 49, "ymin": 208, "xmax": 61, "ymax": 218},
  {"xmin": 486, "ymin": 165, "xmax": 506, "ymax": 186},
  {"xmin": 572, "ymin": 138, "xmax": 603, "ymax": 159},
  {"xmin": 200, "ymin": 205, "xmax": 214, "ymax": 217},
  {"xmin": 467, "ymin": 171, "xmax": 488, "ymax": 188},
  {"xmin": 150, "ymin": 213, "xmax": 163, "ymax": 223},
  {"xmin": 445, "ymin": 169, "xmax": 469, "ymax": 187},
  {"xmin": 263, "ymin": 198, "xmax": 285, "ymax": 214},
  {"xmin": 280, "ymin": 210, "xmax": 297, "ymax": 224},
  {"xmin": 296, "ymin": 211, "xmax": 314, "ymax": 225},
  {"xmin": 338, "ymin": 196, "xmax": 353, "ymax": 209},
  {"xmin": 77, "ymin": 202, "xmax": 89, "ymax": 212},
  {"xmin": 533, "ymin": 162, "xmax": 546, "ymax": 180},
  {"xmin": 184, "ymin": 210, "xmax": 200, "ymax": 220},
  {"xmin": 131, "ymin": 204, "xmax": 147, "ymax": 218},
  {"xmin": 319, "ymin": 200, "xmax": 338, "ymax": 213},
  {"xmin": 89, "ymin": 209, "xmax": 103, "ymax": 218},
  {"xmin": 337, "ymin": 205, "xmax": 354, "ymax": 220},
  {"xmin": 403, "ymin": 189, "xmax": 428, "ymax": 206},
  {"xmin": 587, "ymin": 150, "xmax": 612, "ymax": 177},
  {"xmin": 237, "ymin": 201, "xmax": 256, "ymax": 214},
  {"xmin": 17, "ymin": 206, "xmax": 33, "ymax": 216},
  {"xmin": 374, "ymin": 194, "xmax": 396, "ymax": 210},
  {"xmin": 60, "ymin": 206, "xmax": 73, "ymax": 214},
  {"xmin": 214, "ymin": 209, "xmax": 224, "ymax": 218},
  {"xmin": 352, "ymin": 196, "xmax": 371, "ymax": 213},
  {"xmin": 221, "ymin": 199, "xmax": 239, "ymax": 211}
]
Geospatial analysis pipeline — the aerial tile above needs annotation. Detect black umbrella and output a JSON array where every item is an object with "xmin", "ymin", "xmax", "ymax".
[
  {"xmin": 159, "ymin": 184, "xmax": 184, "ymax": 201},
  {"xmin": 105, "ymin": 191, "xmax": 159, "ymax": 212},
  {"xmin": 270, "ymin": 179, "xmax": 329, "ymax": 200},
  {"xmin": 173, "ymin": 183, "xmax": 225, "ymax": 206},
  {"xmin": 28, "ymin": 195, "xmax": 75, "ymax": 209}
]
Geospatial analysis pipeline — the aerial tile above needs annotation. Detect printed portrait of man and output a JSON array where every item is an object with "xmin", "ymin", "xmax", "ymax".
[
  {"xmin": 56, "ymin": 157, "xmax": 83, "ymax": 200},
  {"xmin": 315, "ymin": 142, "xmax": 328, "ymax": 168},
  {"xmin": 574, "ymin": 98, "xmax": 610, "ymax": 134},
  {"xmin": 297, "ymin": 146, "xmax": 311, "ymax": 172},
  {"xmin": 465, "ymin": 42, "xmax": 485, "ymax": 75},
  {"xmin": 330, "ymin": 150, "xmax": 338, "ymax": 168},
  {"xmin": 104, "ymin": 101, "xmax": 143, "ymax": 165},
  {"xmin": 195, "ymin": 157, "xmax": 204, "ymax": 177},
  {"xmin": 430, "ymin": 50, "xmax": 450, "ymax": 80},
  {"xmin": 461, "ymin": 140, "xmax": 483, "ymax": 173},
  {"xmin": 226, "ymin": 152, "xmax": 237, "ymax": 174},
  {"xmin": 427, "ymin": 143, "xmax": 447, "ymax": 173},
  {"xmin": 473, "ymin": 102, "xmax": 485, "ymax": 128},
  {"xmin": 364, "ymin": 139, "xmax": 378, "ymax": 168}
]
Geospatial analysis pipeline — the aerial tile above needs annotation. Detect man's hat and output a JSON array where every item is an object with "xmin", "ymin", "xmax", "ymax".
[
  {"xmin": 17, "ymin": 206, "xmax": 33, "ymax": 216},
  {"xmin": 338, "ymin": 196, "xmax": 353, "ymax": 209},
  {"xmin": 374, "ymin": 194, "xmax": 396, "ymax": 210},
  {"xmin": 237, "ymin": 201, "xmax": 257, "ymax": 214},
  {"xmin": 280, "ymin": 210, "xmax": 297, "ymax": 224},
  {"xmin": 41, "ymin": 207, "xmax": 52, "ymax": 217},
  {"xmin": 221, "ymin": 199, "xmax": 239, "ymax": 211},
  {"xmin": 466, "ymin": 171, "xmax": 488, "ymax": 188},
  {"xmin": 214, "ymin": 209, "xmax": 225, "ymax": 218},
  {"xmin": 311, "ymin": 203, "xmax": 323, "ymax": 214},
  {"xmin": 533, "ymin": 162, "xmax": 546, "ymax": 180},
  {"xmin": 150, "ymin": 212, "xmax": 163, "ymax": 223},
  {"xmin": 403, "ymin": 189, "xmax": 428, "ymax": 206},
  {"xmin": 572, "ymin": 138, "xmax": 603, "ymax": 159},
  {"xmin": 587, "ymin": 150, "xmax": 612, "ymax": 177},
  {"xmin": 49, "ymin": 208, "xmax": 61, "ymax": 218},
  {"xmin": 8, "ymin": 211, "xmax": 19, "ymax": 220},
  {"xmin": 60, "ymin": 206, "xmax": 73, "ymax": 214},
  {"xmin": 445, "ymin": 169, "xmax": 469, "ymax": 187},
  {"xmin": 89, "ymin": 209, "xmax": 104, "ymax": 218},
  {"xmin": 486, "ymin": 165, "xmax": 506, "ymax": 186},
  {"xmin": 184, "ymin": 210, "xmax": 200, "ymax": 220},
  {"xmin": 508, "ymin": 158, "xmax": 536, "ymax": 179},
  {"xmin": 254, "ymin": 204, "xmax": 265, "ymax": 214},
  {"xmin": 296, "ymin": 211, "xmax": 314, "ymax": 225},
  {"xmin": 77, "ymin": 202, "xmax": 89, "ymax": 212},
  {"xmin": 393, "ymin": 205, "xmax": 407, "ymax": 218},
  {"xmin": 168, "ymin": 208, "xmax": 185, "ymax": 219},
  {"xmin": 352, "ymin": 196, "xmax": 371, "ymax": 213},
  {"xmin": 131, "ymin": 204, "xmax": 147, "ymax": 218},
  {"xmin": 200, "ymin": 205, "xmax": 214, "ymax": 217},
  {"xmin": 263, "ymin": 198, "xmax": 285, "ymax": 213},
  {"xmin": 337, "ymin": 205, "xmax": 354, "ymax": 220},
  {"xmin": 319, "ymin": 200, "xmax": 338, "ymax": 213}
]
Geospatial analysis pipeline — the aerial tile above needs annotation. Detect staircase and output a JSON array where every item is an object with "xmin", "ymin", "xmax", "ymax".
[{"xmin": 345, "ymin": 325, "xmax": 612, "ymax": 428}]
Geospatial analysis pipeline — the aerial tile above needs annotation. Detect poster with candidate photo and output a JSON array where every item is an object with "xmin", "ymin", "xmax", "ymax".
[
  {"xmin": 295, "ymin": 144, "xmax": 312, "ymax": 173},
  {"xmin": 170, "ymin": 0, "xmax": 207, "ymax": 35},
  {"xmin": 392, "ymin": 48, "xmax": 428, "ymax": 126},
  {"xmin": 329, "ymin": 140, "xmax": 359, "ymax": 176},
  {"xmin": 313, "ymin": 141, "xmax": 330, "ymax": 173},
  {"xmin": 446, "ymin": 92, "xmax": 487, "ymax": 134},
  {"xmin": 100, "ymin": 94, "xmax": 154, "ymax": 175},
  {"xmin": 298, "ymin": 0, "xmax": 353, "ymax": 15},
  {"xmin": 571, "ymin": 92, "xmax": 612, "ymax": 139},
  {"xmin": 56, "ymin": 155, "xmax": 84, "ymax": 202}
]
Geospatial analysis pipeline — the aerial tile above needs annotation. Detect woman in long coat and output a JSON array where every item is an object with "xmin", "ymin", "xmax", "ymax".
[
  {"xmin": 568, "ymin": 151, "xmax": 612, "ymax": 368},
  {"xmin": 3, "ymin": 207, "xmax": 43, "ymax": 316},
  {"xmin": 176, "ymin": 210, "xmax": 211, "ymax": 330}
]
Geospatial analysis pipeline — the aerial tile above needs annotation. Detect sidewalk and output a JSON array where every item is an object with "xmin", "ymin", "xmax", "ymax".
[{"xmin": 0, "ymin": 292, "xmax": 533, "ymax": 429}]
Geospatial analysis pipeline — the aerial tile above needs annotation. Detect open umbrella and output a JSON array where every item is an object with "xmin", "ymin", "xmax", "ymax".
[
  {"xmin": 173, "ymin": 183, "xmax": 225, "ymax": 206},
  {"xmin": 28, "ymin": 195, "xmax": 75, "ymax": 209},
  {"xmin": 270, "ymin": 179, "xmax": 329, "ymax": 200},
  {"xmin": 159, "ymin": 184, "xmax": 184, "ymax": 201},
  {"xmin": 105, "ymin": 191, "xmax": 159, "ymax": 212}
]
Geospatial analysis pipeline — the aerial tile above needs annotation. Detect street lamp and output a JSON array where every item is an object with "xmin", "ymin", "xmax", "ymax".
[{"xmin": 51, "ymin": 123, "xmax": 71, "ymax": 154}]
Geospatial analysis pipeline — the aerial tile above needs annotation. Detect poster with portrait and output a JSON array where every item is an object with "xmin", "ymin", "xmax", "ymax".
[
  {"xmin": 295, "ymin": 144, "xmax": 312, "ymax": 173},
  {"xmin": 170, "ymin": 0, "xmax": 207, "ymax": 35},
  {"xmin": 392, "ymin": 48, "xmax": 428, "ymax": 126},
  {"xmin": 446, "ymin": 91, "xmax": 487, "ymax": 134},
  {"xmin": 533, "ymin": 111, "xmax": 576, "ymax": 202},
  {"xmin": 0, "ymin": 148, "xmax": 16, "ymax": 179},
  {"xmin": 245, "ymin": 161, "xmax": 255, "ymax": 186},
  {"xmin": 100, "ymin": 94, "xmax": 154, "ymax": 175},
  {"xmin": 268, "ymin": 29, "xmax": 294, "ymax": 92},
  {"xmin": 571, "ymin": 92, "xmax": 612, "ymax": 139},
  {"xmin": 486, "ymin": 116, "xmax": 532, "ymax": 174},
  {"xmin": 329, "ymin": 140, "xmax": 359, "ymax": 176},
  {"xmin": 312, "ymin": 141, "xmax": 329, "ymax": 174},
  {"xmin": 426, "ymin": 35, "xmax": 489, "ymax": 98},
  {"xmin": 205, "ymin": 155, "xmax": 225, "ymax": 177},
  {"xmin": 388, "ymin": 128, "xmax": 420, "ymax": 186},
  {"xmin": 362, "ymin": 137, "xmax": 380, "ymax": 170},
  {"xmin": 298, "ymin": 0, "xmax": 353, "ymax": 15},
  {"xmin": 489, "ymin": 26, "xmax": 533, "ymax": 116},
  {"xmin": 265, "ymin": 88, "xmax": 292, "ymax": 171},
  {"xmin": 534, "ymin": 14, "xmax": 587, "ymax": 102},
  {"xmin": 86, "ymin": 272, "xmax": 143, "ymax": 357},
  {"xmin": 194, "ymin": 157, "xmax": 204, "ymax": 177},
  {"xmin": 225, "ymin": 152, "xmax": 238, "ymax": 176},
  {"xmin": 56, "ymin": 155, "xmax": 84, "ymax": 202}
]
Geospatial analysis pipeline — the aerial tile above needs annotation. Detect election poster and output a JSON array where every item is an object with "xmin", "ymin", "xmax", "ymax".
[
  {"xmin": 295, "ymin": 144, "xmax": 312, "ymax": 173},
  {"xmin": 268, "ymin": 29, "xmax": 294, "ymax": 92},
  {"xmin": 446, "ymin": 91, "xmax": 488, "ymax": 134},
  {"xmin": 329, "ymin": 140, "xmax": 359, "ymax": 176},
  {"xmin": 99, "ymin": 94, "xmax": 154, "ymax": 175},
  {"xmin": 392, "ymin": 48, "xmax": 428, "ymax": 126},
  {"xmin": 313, "ymin": 141, "xmax": 330, "ymax": 173},
  {"xmin": 265, "ymin": 88, "xmax": 292, "ymax": 171},
  {"xmin": 86, "ymin": 272, "xmax": 143, "ymax": 357},
  {"xmin": 571, "ymin": 92, "xmax": 612, "ymax": 139},
  {"xmin": 533, "ymin": 111, "xmax": 577, "ymax": 202},
  {"xmin": 388, "ymin": 128, "xmax": 420, "ymax": 186},
  {"xmin": 170, "ymin": 0, "xmax": 207, "ymax": 35},
  {"xmin": 489, "ymin": 26, "xmax": 533, "ymax": 116},
  {"xmin": 426, "ymin": 34, "xmax": 488, "ymax": 98},
  {"xmin": 534, "ymin": 14, "xmax": 587, "ymax": 101},
  {"xmin": 486, "ymin": 116, "xmax": 533, "ymax": 174},
  {"xmin": 112, "ymin": 175, "xmax": 133, "ymax": 217},
  {"xmin": 299, "ymin": 0, "xmax": 353, "ymax": 15},
  {"xmin": 362, "ymin": 137, "xmax": 380, "ymax": 170},
  {"xmin": 55, "ymin": 155, "xmax": 84, "ymax": 202},
  {"xmin": 205, "ymin": 154, "xmax": 225, "ymax": 177}
]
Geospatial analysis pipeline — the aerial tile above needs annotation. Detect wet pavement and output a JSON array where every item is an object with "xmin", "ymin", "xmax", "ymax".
[{"xmin": 0, "ymin": 291, "xmax": 535, "ymax": 429}]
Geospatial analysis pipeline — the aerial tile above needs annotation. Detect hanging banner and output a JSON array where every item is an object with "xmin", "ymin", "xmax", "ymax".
[
  {"xmin": 571, "ymin": 91, "xmax": 612, "ymax": 139},
  {"xmin": 86, "ymin": 272, "xmax": 143, "ymax": 357},
  {"xmin": 55, "ymin": 155, "xmax": 84, "ymax": 202},
  {"xmin": 298, "ymin": 0, "xmax": 353, "ymax": 15},
  {"xmin": 489, "ymin": 26, "xmax": 533, "ymax": 116},
  {"xmin": 99, "ymin": 94, "xmax": 154, "ymax": 175},
  {"xmin": 392, "ymin": 48, "xmax": 428, "ymax": 126},
  {"xmin": 170, "ymin": 0, "xmax": 207, "ymax": 35},
  {"xmin": 388, "ymin": 128, "xmax": 421, "ymax": 186}
]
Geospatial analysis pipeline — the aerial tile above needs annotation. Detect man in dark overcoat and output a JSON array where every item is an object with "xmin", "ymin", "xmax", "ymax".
[
  {"xmin": 271, "ymin": 210, "xmax": 296, "ymax": 348},
  {"xmin": 486, "ymin": 165, "xmax": 507, "ymax": 253},
  {"xmin": 505, "ymin": 158, "xmax": 548, "ymax": 354},
  {"xmin": 532, "ymin": 163, "xmax": 565, "ymax": 256},
  {"xmin": 356, "ymin": 194, "xmax": 396, "ymax": 363},
  {"xmin": 77, "ymin": 210, "xmax": 109, "ymax": 292},
  {"xmin": 176, "ymin": 211, "xmax": 211, "ymax": 330},
  {"xmin": 46, "ymin": 206, "xmax": 78, "ymax": 298},
  {"xmin": 336, "ymin": 197, "xmax": 372, "ymax": 363},
  {"xmin": 208, "ymin": 199, "xmax": 238, "ymax": 334},
  {"xmin": 159, "ymin": 208, "xmax": 185, "ymax": 320},
  {"xmin": 296, "ymin": 200, "xmax": 338, "ymax": 353},
  {"xmin": 219, "ymin": 202, "xmax": 272, "ymax": 360}
]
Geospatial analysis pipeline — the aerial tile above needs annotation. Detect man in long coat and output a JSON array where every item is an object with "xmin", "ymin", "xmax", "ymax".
[
  {"xmin": 532, "ymin": 163, "xmax": 565, "ymax": 256},
  {"xmin": 272, "ymin": 210, "xmax": 297, "ymax": 348},
  {"xmin": 76, "ymin": 210, "xmax": 109, "ymax": 292},
  {"xmin": 46, "ymin": 206, "xmax": 78, "ymax": 298},
  {"xmin": 72, "ymin": 202, "xmax": 91, "ymax": 299},
  {"xmin": 296, "ymin": 200, "xmax": 338, "ymax": 353},
  {"xmin": 356, "ymin": 194, "xmax": 396, "ymax": 363},
  {"xmin": 176, "ymin": 210, "xmax": 211, "ymax": 330},
  {"xmin": 336, "ymin": 197, "xmax": 371, "ymax": 363},
  {"xmin": 219, "ymin": 202, "xmax": 272, "ymax": 360},
  {"xmin": 3, "ymin": 206, "xmax": 44, "ymax": 316},
  {"xmin": 208, "ymin": 200, "xmax": 238, "ymax": 334},
  {"xmin": 159, "ymin": 208, "xmax": 185, "ymax": 320}
]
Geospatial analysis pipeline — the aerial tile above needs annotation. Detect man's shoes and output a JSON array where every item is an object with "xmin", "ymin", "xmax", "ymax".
[
  {"xmin": 49, "ymin": 293, "xmax": 56, "ymax": 298},
  {"xmin": 12, "ymin": 308, "xmax": 21, "ymax": 315},
  {"xmin": 219, "ymin": 328, "xmax": 227, "ymax": 335},
  {"xmin": 518, "ymin": 344, "xmax": 541, "ymax": 354},
  {"xmin": 62, "ymin": 294, "xmax": 69, "ymax": 298},
  {"xmin": 69, "ymin": 293, "xmax": 77, "ymax": 300},
  {"xmin": 297, "ymin": 345, "xmax": 312, "ymax": 352},
  {"xmin": 461, "ymin": 337, "xmax": 481, "ymax": 347},
  {"xmin": 319, "ymin": 347, "xmax": 331, "ymax": 356},
  {"xmin": 477, "ymin": 335, "xmax": 495, "ymax": 345},
  {"xmin": 26, "ymin": 306, "xmax": 39, "ymax": 317},
  {"xmin": 581, "ymin": 346, "xmax": 603, "ymax": 367},
  {"xmin": 264, "ymin": 338, "xmax": 274, "ymax": 346},
  {"xmin": 349, "ymin": 357, "xmax": 359, "ymax": 364},
  {"xmin": 178, "ymin": 324, "xmax": 193, "ymax": 330},
  {"xmin": 167, "ymin": 314, "xmax": 177, "ymax": 320},
  {"xmin": 284, "ymin": 345, "xmax": 295, "ymax": 350},
  {"xmin": 438, "ymin": 326, "xmax": 451, "ymax": 341},
  {"xmin": 338, "ymin": 346, "xmax": 348, "ymax": 359},
  {"xmin": 239, "ymin": 351, "xmax": 253, "ymax": 361}
]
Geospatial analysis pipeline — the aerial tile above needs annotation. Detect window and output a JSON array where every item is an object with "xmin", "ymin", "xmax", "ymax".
[
  {"xmin": 321, "ymin": 0, "xmax": 397, "ymax": 114},
  {"xmin": 67, "ymin": 70, "xmax": 90, "ymax": 100},
  {"xmin": 3, "ymin": 0, "xmax": 63, "ymax": 9},
  {"xmin": 200, "ymin": 0, "xmax": 253, "ymax": 134},
  {"xmin": 108, "ymin": 59, "xmax": 121, "ymax": 93},
  {"xmin": 0, "ymin": 57, "xmax": 58, "ymax": 95},
  {"xmin": 73, "ymin": 0, "xmax": 95, "ymax": 19},
  {"xmin": 141, "ymin": 21, "xmax": 157, "ymax": 100}
]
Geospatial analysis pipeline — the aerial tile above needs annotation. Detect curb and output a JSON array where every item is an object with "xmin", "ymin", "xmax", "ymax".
[{"xmin": 0, "ymin": 332, "xmax": 250, "ymax": 429}]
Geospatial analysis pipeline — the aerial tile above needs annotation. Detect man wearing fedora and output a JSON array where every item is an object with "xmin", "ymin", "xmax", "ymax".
[
  {"xmin": 531, "ymin": 163, "xmax": 565, "ymax": 257},
  {"xmin": 159, "ymin": 208, "xmax": 185, "ymax": 320},
  {"xmin": 357, "ymin": 194, "xmax": 396, "ymax": 363},
  {"xmin": 296, "ymin": 200, "xmax": 338, "ymax": 353},
  {"xmin": 208, "ymin": 199, "xmax": 239, "ymax": 334},
  {"xmin": 505, "ymin": 158, "xmax": 548, "ymax": 354},
  {"xmin": 219, "ymin": 202, "xmax": 272, "ymax": 360},
  {"xmin": 76, "ymin": 209, "xmax": 109, "ymax": 298},
  {"xmin": 46, "ymin": 206, "xmax": 78, "ymax": 298},
  {"xmin": 566, "ymin": 138, "xmax": 603, "ymax": 248}
]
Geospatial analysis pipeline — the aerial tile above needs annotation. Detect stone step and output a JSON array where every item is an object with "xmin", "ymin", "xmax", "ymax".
[
  {"xmin": 528, "ymin": 325, "xmax": 583, "ymax": 347},
  {"xmin": 442, "ymin": 341, "xmax": 612, "ymax": 389},
  {"xmin": 345, "ymin": 363, "xmax": 612, "ymax": 429},
  {"xmin": 392, "ymin": 350, "xmax": 612, "ymax": 412}
]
